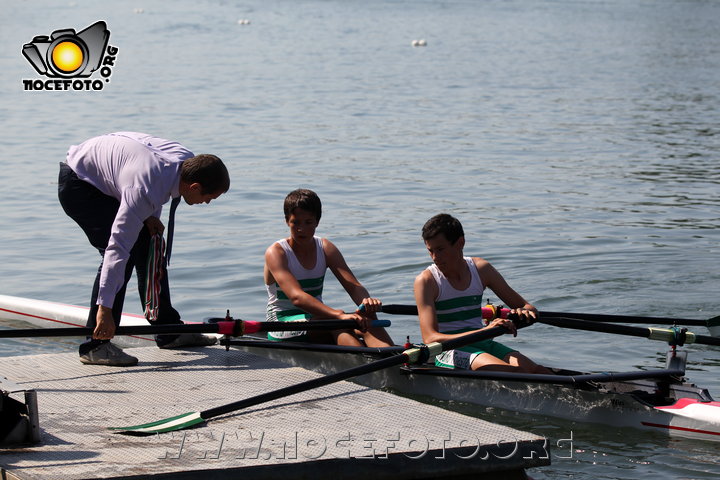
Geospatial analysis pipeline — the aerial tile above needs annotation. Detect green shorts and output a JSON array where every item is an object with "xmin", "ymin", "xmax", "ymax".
[
  {"xmin": 435, "ymin": 339, "xmax": 516, "ymax": 369},
  {"xmin": 266, "ymin": 313, "xmax": 311, "ymax": 341}
]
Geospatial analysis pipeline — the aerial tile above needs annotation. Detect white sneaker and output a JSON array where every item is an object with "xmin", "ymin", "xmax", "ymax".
[
  {"xmin": 79, "ymin": 342, "xmax": 138, "ymax": 366},
  {"xmin": 158, "ymin": 333, "xmax": 217, "ymax": 349}
]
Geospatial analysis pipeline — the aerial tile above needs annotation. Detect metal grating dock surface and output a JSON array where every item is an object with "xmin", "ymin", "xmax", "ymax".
[{"xmin": 0, "ymin": 345, "xmax": 550, "ymax": 479}]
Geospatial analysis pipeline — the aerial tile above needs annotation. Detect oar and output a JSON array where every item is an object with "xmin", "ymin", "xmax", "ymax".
[
  {"xmin": 537, "ymin": 316, "xmax": 720, "ymax": 347},
  {"xmin": 539, "ymin": 311, "xmax": 717, "ymax": 329},
  {"xmin": 109, "ymin": 316, "xmax": 531, "ymax": 435},
  {"xmin": 0, "ymin": 319, "xmax": 391, "ymax": 339},
  {"xmin": 378, "ymin": 304, "xmax": 720, "ymax": 334}
]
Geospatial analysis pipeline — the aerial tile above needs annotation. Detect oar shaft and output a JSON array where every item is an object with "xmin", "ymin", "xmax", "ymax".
[
  {"xmin": 202, "ymin": 322, "xmax": 520, "ymax": 420},
  {"xmin": 0, "ymin": 324, "xmax": 221, "ymax": 338},
  {"xmin": 379, "ymin": 304, "xmax": 419, "ymax": 315},
  {"xmin": 381, "ymin": 304, "xmax": 711, "ymax": 328},
  {"xmin": 540, "ymin": 310, "xmax": 708, "ymax": 327},
  {"xmin": 112, "ymin": 316, "xmax": 526, "ymax": 433},
  {"xmin": 539, "ymin": 316, "xmax": 720, "ymax": 347},
  {"xmin": 236, "ymin": 319, "xmax": 391, "ymax": 334},
  {"xmin": 202, "ymin": 354, "xmax": 406, "ymax": 419},
  {"xmin": 0, "ymin": 319, "xmax": 391, "ymax": 339},
  {"xmin": 539, "ymin": 316, "xmax": 652, "ymax": 339}
]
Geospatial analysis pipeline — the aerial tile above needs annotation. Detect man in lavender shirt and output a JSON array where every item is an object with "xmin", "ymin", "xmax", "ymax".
[{"xmin": 58, "ymin": 132, "xmax": 230, "ymax": 366}]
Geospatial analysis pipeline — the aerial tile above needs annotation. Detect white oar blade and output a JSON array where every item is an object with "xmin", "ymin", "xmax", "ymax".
[{"xmin": 109, "ymin": 411, "xmax": 203, "ymax": 435}]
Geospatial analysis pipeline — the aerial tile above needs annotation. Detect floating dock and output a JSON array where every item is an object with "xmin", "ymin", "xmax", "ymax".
[{"xmin": 0, "ymin": 345, "xmax": 550, "ymax": 479}]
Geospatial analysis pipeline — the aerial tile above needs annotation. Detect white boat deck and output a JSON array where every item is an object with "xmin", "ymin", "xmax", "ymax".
[{"xmin": 0, "ymin": 345, "xmax": 550, "ymax": 479}]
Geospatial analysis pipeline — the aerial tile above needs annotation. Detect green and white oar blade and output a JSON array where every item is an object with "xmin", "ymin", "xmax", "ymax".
[{"xmin": 109, "ymin": 411, "xmax": 204, "ymax": 435}]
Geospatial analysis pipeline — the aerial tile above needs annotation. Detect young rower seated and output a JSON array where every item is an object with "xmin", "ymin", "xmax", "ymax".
[
  {"xmin": 414, "ymin": 213, "xmax": 551, "ymax": 373},
  {"xmin": 264, "ymin": 189, "xmax": 394, "ymax": 347}
]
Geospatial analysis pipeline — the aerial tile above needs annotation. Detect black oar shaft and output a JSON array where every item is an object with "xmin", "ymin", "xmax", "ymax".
[
  {"xmin": 694, "ymin": 333, "xmax": 720, "ymax": 346},
  {"xmin": 539, "ymin": 316, "xmax": 720, "ymax": 347},
  {"xmin": 112, "ymin": 317, "xmax": 527, "ymax": 433},
  {"xmin": 380, "ymin": 304, "xmax": 419, "ymax": 315},
  {"xmin": 539, "ymin": 317, "xmax": 650, "ymax": 338},
  {"xmin": 0, "ymin": 319, "xmax": 384, "ymax": 339},
  {"xmin": 540, "ymin": 310, "xmax": 707, "ymax": 327},
  {"xmin": 203, "ymin": 322, "xmax": 517, "ymax": 420},
  {"xmin": 202, "ymin": 355, "xmax": 406, "ymax": 419},
  {"xmin": 381, "ymin": 304, "xmax": 711, "ymax": 328},
  {"xmin": 0, "ymin": 324, "xmax": 219, "ymax": 338}
]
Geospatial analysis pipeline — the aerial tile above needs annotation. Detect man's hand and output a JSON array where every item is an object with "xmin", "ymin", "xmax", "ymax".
[
  {"xmin": 94, "ymin": 306, "xmax": 116, "ymax": 340},
  {"xmin": 144, "ymin": 216, "xmax": 165, "ymax": 236}
]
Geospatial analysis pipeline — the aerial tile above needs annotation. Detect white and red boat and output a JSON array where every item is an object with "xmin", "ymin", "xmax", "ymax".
[
  {"xmin": 1, "ymin": 293, "xmax": 719, "ymax": 442},
  {"xmin": 0, "ymin": 294, "xmax": 154, "ymax": 347}
]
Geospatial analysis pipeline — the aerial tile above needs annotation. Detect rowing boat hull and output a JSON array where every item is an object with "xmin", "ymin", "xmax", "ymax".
[
  {"xmin": 2, "ymin": 295, "xmax": 719, "ymax": 441},
  {"xmin": 232, "ymin": 339, "xmax": 720, "ymax": 442}
]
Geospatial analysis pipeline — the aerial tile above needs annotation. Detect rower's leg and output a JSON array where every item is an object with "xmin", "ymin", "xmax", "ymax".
[
  {"xmin": 333, "ymin": 329, "xmax": 364, "ymax": 347},
  {"xmin": 470, "ymin": 353, "xmax": 523, "ymax": 372},
  {"xmin": 503, "ymin": 352, "xmax": 554, "ymax": 374},
  {"xmin": 306, "ymin": 329, "xmax": 335, "ymax": 345},
  {"xmin": 357, "ymin": 326, "xmax": 394, "ymax": 347},
  {"xmin": 333, "ymin": 327, "xmax": 395, "ymax": 347}
]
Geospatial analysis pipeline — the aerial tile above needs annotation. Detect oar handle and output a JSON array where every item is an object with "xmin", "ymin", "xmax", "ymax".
[
  {"xmin": 239, "ymin": 319, "xmax": 391, "ymax": 335},
  {"xmin": 438, "ymin": 315, "xmax": 530, "ymax": 351}
]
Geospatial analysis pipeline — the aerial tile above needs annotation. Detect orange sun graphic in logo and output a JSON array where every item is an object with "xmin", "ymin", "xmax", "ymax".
[{"xmin": 51, "ymin": 41, "xmax": 84, "ymax": 73}]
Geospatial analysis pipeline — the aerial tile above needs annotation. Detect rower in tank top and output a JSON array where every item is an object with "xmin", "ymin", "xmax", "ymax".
[
  {"xmin": 263, "ymin": 189, "xmax": 393, "ymax": 347},
  {"xmin": 414, "ymin": 214, "xmax": 552, "ymax": 373}
]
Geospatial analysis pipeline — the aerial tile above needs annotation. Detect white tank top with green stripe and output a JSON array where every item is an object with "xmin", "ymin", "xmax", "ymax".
[
  {"xmin": 266, "ymin": 237, "xmax": 326, "ymax": 340},
  {"xmin": 427, "ymin": 257, "xmax": 485, "ymax": 334}
]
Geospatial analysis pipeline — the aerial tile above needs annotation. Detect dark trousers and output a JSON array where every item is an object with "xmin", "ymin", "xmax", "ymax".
[{"xmin": 57, "ymin": 163, "xmax": 182, "ymax": 354}]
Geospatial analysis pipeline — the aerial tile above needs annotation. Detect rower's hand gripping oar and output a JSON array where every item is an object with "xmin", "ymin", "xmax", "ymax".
[
  {"xmin": 0, "ymin": 318, "xmax": 391, "ymax": 339},
  {"xmin": 378, "ymin": 304, "xmax": 720, "ymax": 337},
  {"xmin": 108, "ymin": 315, "xmax": 533, "ymax": 435}
]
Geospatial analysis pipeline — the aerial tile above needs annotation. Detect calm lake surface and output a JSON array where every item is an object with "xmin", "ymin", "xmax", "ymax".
[{"xmin": 1, "ymin": 0, "xmax": 718, "ymax": 477}]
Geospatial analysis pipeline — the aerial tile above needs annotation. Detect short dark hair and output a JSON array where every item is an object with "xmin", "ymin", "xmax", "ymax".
[
  {"xmin": 181, "ymin": 154, "xmax": 230, "ymax": 195},
  {"xmin": 422, "ymin": 213, "xmax": 464, "ymax": 244},
  {"xmin": 284, "ymin": 189, "xmax": 322, "ymax": 222}
]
